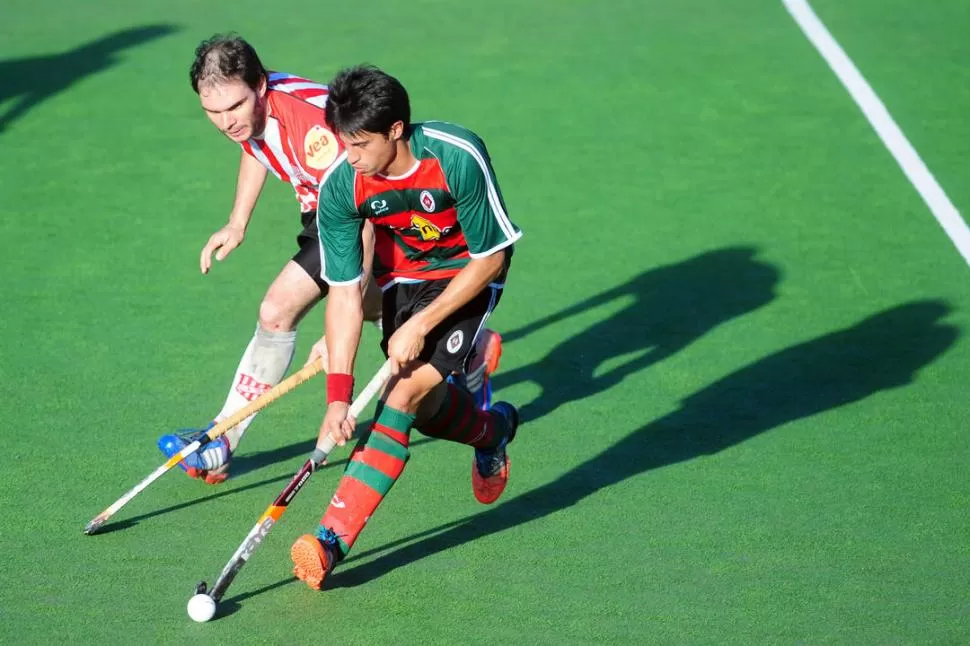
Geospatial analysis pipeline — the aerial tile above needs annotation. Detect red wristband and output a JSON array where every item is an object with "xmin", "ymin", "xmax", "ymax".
[{"xmin": 327, "ymin": 373, "xmax": 354, "ymax": 404}]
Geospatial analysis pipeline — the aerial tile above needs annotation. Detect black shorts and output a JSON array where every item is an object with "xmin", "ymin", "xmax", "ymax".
[
  {"xmin": 294, "ymin": 211, "xmax": 329, "ymax": 294},
  {"xmin": 381, "ymin": 280, "xmax": 503, "ymax": 378}
]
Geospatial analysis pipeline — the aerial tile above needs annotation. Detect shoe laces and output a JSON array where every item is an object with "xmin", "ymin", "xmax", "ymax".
[
  {"xmin": 475, "ymin": 437, "xmax": 507, "ymax": 478},
  {"xmin": 314, "ymin": 527, "xmax": 345, "ymax": 562}
]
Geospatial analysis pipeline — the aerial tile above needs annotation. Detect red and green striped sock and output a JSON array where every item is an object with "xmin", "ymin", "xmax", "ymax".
[
  {"xmin": 318, "ymin": 404, "xmax": 413, "ymax": 557},
  {"xmin": 414, "ymin": 382, "xmax": 510, "ymax": 449}
]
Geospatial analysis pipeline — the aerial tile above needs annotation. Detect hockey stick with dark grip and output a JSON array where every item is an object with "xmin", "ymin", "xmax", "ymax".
[{"xmin": 193, "ymin": 359, "xmax": 392, "ymax": 608}]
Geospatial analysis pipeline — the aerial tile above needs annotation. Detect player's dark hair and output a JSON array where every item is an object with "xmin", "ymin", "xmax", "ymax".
[
  {"xmin": 325, "ymin": 65, "xmax": 410, "ymax": 136},
  {"xmin": 190, "ymin": 34, "xmax": 266, "ymax": 93}
]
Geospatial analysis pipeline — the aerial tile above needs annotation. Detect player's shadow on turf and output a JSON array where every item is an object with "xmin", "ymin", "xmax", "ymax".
[
  {"xmin": 93, "ymin": 436, "xmax": 438, "ymax": 533},
  {"xmin": 492, "ymin": 246, "xmax": 780, "ymax": 423},
  {"xmin": 332, "ymin": 300, "xmax": 957, "ymax": 587},
  {"xmin": 0, "ymin": 24, "xmax": 177, "ymax": 134}
]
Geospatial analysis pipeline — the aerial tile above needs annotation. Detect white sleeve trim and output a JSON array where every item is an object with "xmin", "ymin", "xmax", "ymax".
[
  {"xmin": 467, "ymin": 231, "xmax": 522, "ymax": 258},
  {"xmin": 323, "ymin": 272, "xmax": 364, "ymax": 287}
]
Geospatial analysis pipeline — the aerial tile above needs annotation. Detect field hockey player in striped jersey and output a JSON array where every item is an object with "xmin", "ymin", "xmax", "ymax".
[{"xmin": 289, "ymin": 65, "xmax": 520, "ymax": 590}]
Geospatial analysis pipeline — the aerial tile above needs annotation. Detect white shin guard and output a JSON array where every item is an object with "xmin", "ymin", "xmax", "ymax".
[{"xmin": 215, "ymin": 325, "xmax": 297, "ymax": 451}]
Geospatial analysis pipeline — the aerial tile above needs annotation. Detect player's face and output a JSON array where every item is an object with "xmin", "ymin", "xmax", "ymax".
[
  {"xmin": 339, "ymin": 122, "xmax": 405, "ymax": 176},
  {"xmin": 199, "ymin": 77, "xmax": 268, "ymax": 142}
]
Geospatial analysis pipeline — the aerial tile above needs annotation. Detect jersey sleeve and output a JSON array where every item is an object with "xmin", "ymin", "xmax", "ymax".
[
  {"xmin": 444, "ymin": 134, "xmax": 522, "ymax": 257},
  {"xmin": 316, "ymin": 159, "xmax": 364, "ymax": 285}
]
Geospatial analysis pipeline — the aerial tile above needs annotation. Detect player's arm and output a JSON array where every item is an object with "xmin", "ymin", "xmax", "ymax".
[
  {"xmin": 200, "ymin": 151, "xmax": 269, "ymax": 273},
  {"xmin": 318, "ymin": 191, "xmax": 366, "ymax": 376},
  {"xmin": 325, "ymin": 285, "xmax": 363, "ymax": 378},
  {"xmin": 320, "ymin": 275, "xmax": 364, "ymax": 449},
  {"xmin": 315, "ymin": 167, "xmax": 366, "ymax": 446},
  {"xmin": 228, "ymin": 149, "xmax": 269, "ymax": 228}
]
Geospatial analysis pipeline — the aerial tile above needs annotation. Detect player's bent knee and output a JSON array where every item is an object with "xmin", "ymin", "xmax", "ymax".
[
  {"xmin": 383, "ymin": 391, "xmax": 421, "ymax": 415},
  {"xmin": 383, "ymin": 381, "xmax": 439, "ymax": 415},
  {"xmin": 257, "ymin": 298, "xmax": 298, "ymax": 332}
]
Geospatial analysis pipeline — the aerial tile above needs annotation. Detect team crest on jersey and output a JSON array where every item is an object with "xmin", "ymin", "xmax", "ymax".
[
  {"xmin": 446, "ymin": 330, "xmax": 464, "ymax": 354},
  {"xmin": 410, "ymin": 214, "xmax": 443, "ymax": 241},
  {"xmin": 419, "ymin": 190, "xmax": 436, "ymax": 212},
  {"xmin": 304, "ymin": 125, "xmax": 339, "ymax": 170}
]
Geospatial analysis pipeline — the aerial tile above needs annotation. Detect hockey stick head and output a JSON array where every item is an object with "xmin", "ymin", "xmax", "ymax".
[{"xmin": 83, "ymin": 516, "xmax": 107, "ymax": 535}]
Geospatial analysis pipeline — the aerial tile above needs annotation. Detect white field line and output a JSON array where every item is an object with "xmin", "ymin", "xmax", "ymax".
[{"xmin": 783, "ymin": 0, "xmax": 970, "ymax": 267}]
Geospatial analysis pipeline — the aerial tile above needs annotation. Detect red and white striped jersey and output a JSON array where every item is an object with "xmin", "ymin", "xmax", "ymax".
[{"xmin": 240, "ymin": 72, "xmax": 343, "ymax": 213}]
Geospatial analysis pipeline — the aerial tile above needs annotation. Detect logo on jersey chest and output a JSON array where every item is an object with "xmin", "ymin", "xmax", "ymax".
[
  {"xmin": 419, "ymin": 190, "xmax": 436, "ymax": 212},
  {"xmin": 410, "ymin": 214, "xmax": 445, "ymax": 241},
  {"xmin": 304, "ymin": 125, "xmax": 339, "ymax": 170}
]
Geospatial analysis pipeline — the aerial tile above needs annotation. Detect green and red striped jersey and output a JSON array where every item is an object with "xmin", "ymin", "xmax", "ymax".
[{"xmin": 316, "ymin": 121, "xmax": 522, "ymax": 288}]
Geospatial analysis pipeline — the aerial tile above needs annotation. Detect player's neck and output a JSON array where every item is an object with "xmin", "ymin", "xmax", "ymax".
[
  {"xmin": 382, "ymin": 140, "xmax": 417, "ymax": 178},
  {"xmin": 251, "ymin": 99, "xmax": 270, "ymax": 139}
]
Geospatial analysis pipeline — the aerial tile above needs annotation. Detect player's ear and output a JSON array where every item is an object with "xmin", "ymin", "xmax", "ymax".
[
  {"xmin": 257, "ymin": 74, "xmax": 268, "ymax": 99},
  {"xmin": 388, "ymin": 121, "xmax": 404, "ymax": 141}
]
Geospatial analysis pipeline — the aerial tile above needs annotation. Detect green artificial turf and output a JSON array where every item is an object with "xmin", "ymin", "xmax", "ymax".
[{"xmin": 2, "ymin": 0, "xmax": 969, "ymax": 643}]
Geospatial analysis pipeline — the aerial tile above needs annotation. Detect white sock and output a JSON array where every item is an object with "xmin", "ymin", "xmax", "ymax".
[{"xmin": 215, "ymin": 325, "xmax": 296, "ymax": 451}]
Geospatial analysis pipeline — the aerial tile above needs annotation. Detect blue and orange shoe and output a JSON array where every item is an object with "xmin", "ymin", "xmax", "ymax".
[
  {"xmin": 465, "ymin": 329, "xmax": 503, "ymax": 410},
  {"xmin": 472, "ymin": 401, "xmax": 519, "ymax": 504},
  {"xmin": 156, "ymin": 425, "xmax": 232, "ymax": 485},
  {"xmin": 291, "ymin": 527, "xmax": 340, "ymax": 590}
]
